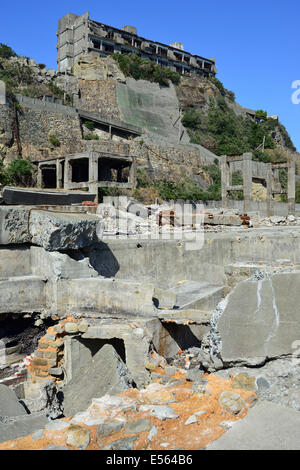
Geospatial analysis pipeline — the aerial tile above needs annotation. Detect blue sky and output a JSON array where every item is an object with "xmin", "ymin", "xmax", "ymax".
[{"xmin": 1, "ymin": 0, "xmax": 299, "ymax": 150}]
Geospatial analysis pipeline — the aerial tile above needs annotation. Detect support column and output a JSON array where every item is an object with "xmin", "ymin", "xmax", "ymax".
[
  {"xmin": 288, "ymin": 159, "xmax": 296, "ymax": 215},
  {"xmin": 221, "ymin": 155, "xmax": 228, "ymax": 208},
  {"xmin": 129, "ymin": 156, "xmax": 137, "ymax": 188},
  {"xmin": 89, "ymin": 152, "xmax": 98, "ymax": 183},
  {"xmin": 242, "ymin": 152, "xmax": 252, "ymax": 213},
  {"xmin": 56, "ymin": 160, "xmax": 62, "ymax": 189},
  {"xmin": 267, "ymin": 163, "xmax": 273, "ymax": 217},
  {"xmin": 37, "ymin": 164, "xmax": 42, "ymax": 188},
  {"xmin": 64, "ymin": 156, "xmax": 72, "ymax": 190}
]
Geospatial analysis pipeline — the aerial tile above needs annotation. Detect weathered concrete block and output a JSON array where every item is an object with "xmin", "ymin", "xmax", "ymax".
[
  {"xmin": 62, "ymin": 343, "xmax": 134, "ymax": 417},
  {"xmin": 29, "ymin": 210, "xmax": 100, "ymax": 251},
  {"xmin": 0, "ymin": 276, "xmax": 45, "ymax": 314},
  {"xmin": 0, "ymin": 384, "xmax": 27, "ymax": 418},
  {"xmin": 0, "ymin": 206, "xmax": 101, "ymax": 250},
  {"xmin": 0, "ymin": 206, "xmax": 31, "ymax": 245},
  {"xmin": 53, "ymin": 278, "xmax": 157, "ymax": 317},
  {"xmin": 30, "ymin": 246, "xmax": 99, "ymax": 279},
  {"xmin": 217, "ymin": 272, "xmax": 300, "ymax": 366}
]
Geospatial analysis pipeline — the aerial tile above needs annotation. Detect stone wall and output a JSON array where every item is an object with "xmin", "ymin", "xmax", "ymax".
[
  {"xmin": 0, "ymin": 102, "xmax": 83, "ymax": 163},
  {"xmin": 78, "ymin": 79, "xmax": 121, "ymax": 121}
]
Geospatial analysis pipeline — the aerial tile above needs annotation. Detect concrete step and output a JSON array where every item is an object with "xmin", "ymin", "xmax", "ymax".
[
  {"xmin": 167, "ymin": 280, "xmax": 224, "ymax": 310},
  {"xmin": 0, "ymin": 275, "xmax": 46, "ymax": 313}
]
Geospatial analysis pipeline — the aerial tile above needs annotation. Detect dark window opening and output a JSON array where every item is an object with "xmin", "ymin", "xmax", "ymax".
[
  {"xmin": 173, "ymin": 51, "xmax": 182, "ymax": 61},
  {"xmin": 103, "ymin": 43, "xmax": 114, "ymax": 53},
  {"xmin": 98, "ymin": 158, "xmax": 131, "ymax": 183},
  {"xmin": 92, "ymin": 39, "xmax": 101, "ymax": 49},
  {"xmin": 71, "ymin": 158, "xmax": 89, "ymax": 183},
  {"xmin": 41, "ymin": 166, "xmax": 56, "ymax": 188}
]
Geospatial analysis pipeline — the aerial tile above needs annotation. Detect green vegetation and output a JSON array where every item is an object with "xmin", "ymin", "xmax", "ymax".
[
  {"xmin": 0, "ymin": 43, "xmax": 17, "ymax": 59},
  {"xmin": 111, "ymin": 52, "xmax": 180, "ymax": 86},
  {"xmin": 208, "ymin": 77, "xmax": 235, "ymax": 102},
  {"xmin": 47, "ymin": 82, "xmax": 72, "ymax": 105},
  {"xmin": 255, "ymin": 109, "xmax": 267, "ymax": 121},
  {"xmin": 295, "ymin": 182, "xmax": 300, "ymax": 204},
  {"xmin": 49, "ymin": 134, "xmax": 61, "ymax": 147},
  {"xmin": 182, "ymin": 97, "xmax": 284, "ymax": 161},
  {"xmin": 84, "ymin": 121, "xmax": 95, "ymax": 131},
  {"xmin": 0, "ymin": 59, "xmax": 33, "ymax": 94},
  {"xmin": 181, "ymin": 109, "xmax": 202, "ymax": 129},
  {"xmin": 84, "ymin": 134, "xmax": 99, "ymax": 140},
  {"xmin": 133, "ymin": 165, "xmax": 246, "ymax": 203},
  {"xmin": 1, "ymin": 158, "xmax": 34, "ymax": 187}
]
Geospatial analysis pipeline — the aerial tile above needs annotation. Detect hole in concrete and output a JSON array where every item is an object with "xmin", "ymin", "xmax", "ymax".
[
  {"xmin": 77, "ymin": 337, "xmax": 126, "ymax": 363},
  {"xmin": 159, "ymin": 323, "xmax": 202, "ymax": 357},
  {"xmin": 0, "ymin": 314, "xmax": 53, "ymax": 356}
]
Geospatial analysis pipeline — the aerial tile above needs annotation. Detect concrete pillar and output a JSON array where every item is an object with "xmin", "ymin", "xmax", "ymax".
[
  {"xmin": 89, "ymin": 152, "xmax": 98, "ymax": 183},
  {"xmin": 89, "ymin": 183, "xmax": 98, "ymax": 203},
  {"xmin": 242, "ymin": 152, "xmax": 252, "ymax": 213},
  {"xmin": 129, "ymin": 156, "xmax": 137, "ymax": 188},
  {"xmin": 37, "ymin": 164, "xmax": 42, "ymax": 188},
  {"xmin": 221, "ymin": 155, "xmax": 228, "ymax": 208},
  {"xmin": 64, "ymin": 156, "xmax": 72, "ymax": 190},
  {"xmin": 56, "ymin": 160, "xmax": 62, "ymax": 189},
  {"xmin": 267, "ymin": 163, "xmax": 273, "ymax": 217},
  {"xmin": 288, "ymin": 159, "xmax": 296, "ymax": 215}
]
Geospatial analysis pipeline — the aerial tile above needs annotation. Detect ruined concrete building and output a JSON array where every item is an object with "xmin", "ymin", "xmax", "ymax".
[{"xmin": 57, "ymin": 12, "xmax": 217, "ymax": 77}]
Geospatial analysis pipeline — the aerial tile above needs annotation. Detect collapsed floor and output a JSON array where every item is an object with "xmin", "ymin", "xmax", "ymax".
[{"xmin": 0, "ymin": 200, "xmax": 300, "ymax": 449}]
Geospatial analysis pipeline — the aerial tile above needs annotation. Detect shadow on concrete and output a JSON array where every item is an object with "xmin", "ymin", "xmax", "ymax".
[
  {"xmin": 162, "ymin": 323, "xmax": 202, "ymax": 351},
  {"xmin": 85, "ymin": 242, "xmax": 120, "ymax": 278}
]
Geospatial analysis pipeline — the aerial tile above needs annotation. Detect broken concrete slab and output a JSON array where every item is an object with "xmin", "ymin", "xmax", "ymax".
[
  {"xmin": 0, "ymin": 384, "xmax": 27, "ymax": 418},
  {"xmin": 0, "ymin": 412, "xmax": 48, "ymax": 444},
  {"xmin": 0, "ymin": 206, "xmax": 31, "ymax": 245},
  {"xmin": 62, "ymin": 343, "xmax": 134, "ymax": 417},
  {"xmin": 216, "ymin": 272, "xmax": 300, "ymax": 366},
  {"xmin": 153, "ymin": 287, "xmax": 176, "ymax": 309},
  {"xmin": 167, "ymin": 280, "xmax": 224, "ymax": 310},
  {"xmin": 30, "ymin": 246, "xmax": 99, "ymax": 279},
  {"xmin": 0, "ymin": 206, "xmax": 101, "ymax": 250},
  {"xmin": 73, "ymin": 318, "xmax": 162, "ymax": 387},
  {"xmin": 207, "ymin": 401, "xmax": 300, "ymax": 450},
  {"xmin": 29, "ymin": 210, "xmax": 100, "ymax": 251}
]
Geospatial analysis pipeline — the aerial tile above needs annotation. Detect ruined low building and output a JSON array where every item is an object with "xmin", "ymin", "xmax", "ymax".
[{"xmin": 57, "ymin": 12, "xmax": 217, "ymax": 77}]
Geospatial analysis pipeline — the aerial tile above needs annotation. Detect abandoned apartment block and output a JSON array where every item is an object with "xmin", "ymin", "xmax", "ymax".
[
  {"xmin": 36, "ymin": 151, "xmax": 137, "ymax": 194},
  {"xmin": 56, "ymin": 12, "xmax": 217, "ymax": 77}
]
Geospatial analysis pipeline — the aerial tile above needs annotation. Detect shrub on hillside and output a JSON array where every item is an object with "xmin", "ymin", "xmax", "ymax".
[
  {"xmin": 111, "ymin": 53, "xmax": 180, "ymax": 86},
  {"xmin": 0, "ymin": 43, "xmax": 17, "ymax": 59},
  {"xmin": 6, "ymin": 158, "xmax": 33, "ymax": 187}
]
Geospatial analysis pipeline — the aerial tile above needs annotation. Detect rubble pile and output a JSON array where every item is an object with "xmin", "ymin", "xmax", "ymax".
[{"xmin": 0, "ymin": 368, "xmax": 257, "ymax": 450}]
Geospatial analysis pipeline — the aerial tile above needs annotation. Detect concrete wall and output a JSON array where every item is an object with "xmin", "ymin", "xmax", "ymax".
[
  {"xmin": 89, "ymin": 228, "xmax": 300, "ymax": 289},
  {"xmin": 204, "ymin": 199, "xmax": 300, "ymax": 217}
]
